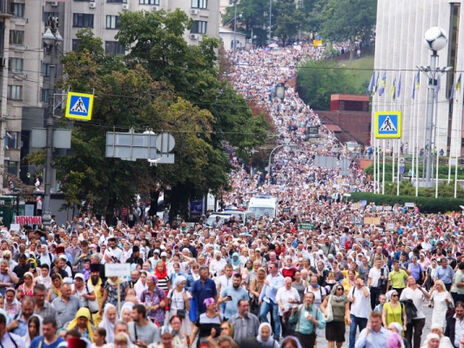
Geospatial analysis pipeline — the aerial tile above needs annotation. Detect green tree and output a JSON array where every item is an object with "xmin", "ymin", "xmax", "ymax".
[
  {"xmin": 297, "ymin": 60, "xmax": 361, "ymax": 110},
  {"xmin": 320, "ymin": 0, "xmax": 376, "ymax": 52},
  {"xmin": 56, "ymin": 11, "xmax": 270, "ymax": 219},
  {"xmin": 273, "ymin": 0, "xmax": 303, "ymax": 45},
  {"xmin": 223, "ymin": 0, "xmax": 269, "ymax": 46}
]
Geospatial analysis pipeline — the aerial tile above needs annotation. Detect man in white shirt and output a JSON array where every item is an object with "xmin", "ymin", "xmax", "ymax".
[
  {"xmin": 216, "ymin": 264, "xmax": 234, "ymax": 294},
  {"xmin": 103, "ymin": 237, "xmax": 123, "ymax": 263},
  {"xmin": 367, "ymin": 258, "xmax": 388, "ymax": 310},
  {"xmin": 276, "ymin": 277, "xmax": 300, "ymax": 337},
  {"xmin": 349, "ymin": 276, "xmax": 371, "ymax": 348},
  {"xmin": 400, "ymin": 276, "xmax": 430, "ymax": 348}
]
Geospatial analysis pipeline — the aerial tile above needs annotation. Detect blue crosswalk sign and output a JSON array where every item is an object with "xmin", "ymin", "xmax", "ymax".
[
  {"xmin": 65, "ymin": 92, "xmax": 94, "ymax": 121},
  {"xmin": 374, "ymin": 111, "xmax": 401, "ymax": 138}
]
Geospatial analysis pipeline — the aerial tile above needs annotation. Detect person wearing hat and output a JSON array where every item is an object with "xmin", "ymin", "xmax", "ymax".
[
  {"xmin": 88, "ymin": 263, "xmax": 104, "ymax": 327},
  {"xmin": 0, "ymin": 308, "xmax": 25, "ymax": 348},
  {"xmin": 73, "ymin": 273, "xmax": 97, "ymax": 311}
]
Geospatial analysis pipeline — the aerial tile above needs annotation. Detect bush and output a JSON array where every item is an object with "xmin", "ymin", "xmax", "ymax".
[{"xmin": 349, "ymin": 192, "xmax": 464, "ymax": 213}]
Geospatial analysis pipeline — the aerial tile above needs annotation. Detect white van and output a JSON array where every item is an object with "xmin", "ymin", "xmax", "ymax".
[{"xmin": 248, "ymin": 195, "xmax": 278, "ymax": 218}]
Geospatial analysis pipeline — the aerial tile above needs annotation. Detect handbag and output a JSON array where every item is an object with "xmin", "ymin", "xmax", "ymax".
[
  {"xmin": 325, "ymin": 294, "xmax": 334, "ymax": 322},
  {"xmin": 85, "ymin": 282, "xmax": 99, "ymax": 313}
]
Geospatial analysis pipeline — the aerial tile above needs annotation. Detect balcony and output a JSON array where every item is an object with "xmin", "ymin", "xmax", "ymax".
[{"xmin": 0, "ymin": 0, "xmax": 12, "ymax": 17}]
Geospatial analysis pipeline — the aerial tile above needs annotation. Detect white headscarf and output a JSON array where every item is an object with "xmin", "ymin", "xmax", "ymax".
[
  {"xmin": 257, "ymin": 322, "xmax": 276, "ymax": 346},
  {"xmin": 134, "ymin": 272, "xmax": 148, "ymax": 301},
  {"xmin": 23, "ymin": 314, "xmax": 42, "ymax": 347},
  {"xmin": 120, "ymin": 302, "xmax": 134, "ymax": 322},
  {"xmin": 173, "ymin": 275, "xmax": 186, "ymax": 289},
  {"xmin": 99, "ymin": 303, "xmax": 117, "ymax": 343}
]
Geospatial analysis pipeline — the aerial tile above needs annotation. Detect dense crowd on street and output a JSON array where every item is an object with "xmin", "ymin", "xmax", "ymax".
[{"xmin": 1, "ymin": 42, "xmax": 464, "ymax": 348}]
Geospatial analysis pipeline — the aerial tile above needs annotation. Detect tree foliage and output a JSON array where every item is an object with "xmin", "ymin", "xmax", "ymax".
[
  {"xmin": 296, "ymin": 60, "xmax": 363, "ymax": 110},
  {"xmin": 56, "ymin": 11, "xmax": 270, "ymax": 218}
]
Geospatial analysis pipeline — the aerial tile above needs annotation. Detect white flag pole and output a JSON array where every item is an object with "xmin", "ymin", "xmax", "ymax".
[
  {"xmin": 382, "ymin": 140, "xmax": 386, "ymax": 194},
  {"xmin": 435, "ymin": 149, "xmax": 439, "ymax": 198},
  {"xmin": 454, "ymin": 156, "xmax": 458, "ymax": 198}
]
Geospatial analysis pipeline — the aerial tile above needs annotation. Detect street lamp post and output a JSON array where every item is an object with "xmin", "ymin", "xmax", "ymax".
[
  {"xmin": 419, "ymin": 27, "xmax": 452, "ymax": 186},
  {"xmin": 268, "ymin": 0, "xmax": 272, "ymax": 43},
  {"xmin": 233, "ymin": 0, "xmax": 237, "ymax": 53},
  {"xmin": 267, "ymin": 143, "xmax": 297, "ymax": 184},
  {"xmin": 42, "ymin": 18, "xmax": 62, "ymax": 225}
]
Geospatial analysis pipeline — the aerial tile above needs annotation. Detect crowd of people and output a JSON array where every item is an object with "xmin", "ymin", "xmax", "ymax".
[{"xmin": 0, "ymin": 42, "xmax": 463, "ymax": 348}]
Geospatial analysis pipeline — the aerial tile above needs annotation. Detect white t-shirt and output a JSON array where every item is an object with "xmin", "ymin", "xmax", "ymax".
[
  {"xmin": 400, "ymin": 287, "xmax": 425, "ymax": 319},
  {"xmin": 349, "ymin": 286, "xmax": 371, "ymax": 319},
  {"xmin": 368, "ymin": 267, "xmax": 382, "ymax": 287},
  {"xmin": 217, "ymin": 275, "xmax": 233, "ymax": 291},
  {"xmin": 276, "ymin": 286, "xmax": 300, "ymax": 315}
]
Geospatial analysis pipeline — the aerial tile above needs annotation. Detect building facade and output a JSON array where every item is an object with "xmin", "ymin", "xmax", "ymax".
[
  {"xmin": 0, "ymin": 0, "xmax": 219, "ymax": 190},
  {"xmin": 372, "ymin": 0, "xmax": 464, "ymax": 157}
]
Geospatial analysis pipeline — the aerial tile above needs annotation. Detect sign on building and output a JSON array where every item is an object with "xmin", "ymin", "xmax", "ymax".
[
  {"xmin": 374, "ymin": 111, "xmax": 402, "ymax": 138},
  {"xmin": 65, "ymin": 92, "xmax": 94, "ymax": 121}
]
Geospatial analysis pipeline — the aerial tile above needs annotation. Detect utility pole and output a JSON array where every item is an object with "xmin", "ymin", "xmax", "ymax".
[
  {"xmin": 268, "ymin": 0, "xmax": 272, "ymax": 43},
  {"xmin": 42, "ymin": 17, "xmax": 62, "ymax": 225},
  {"xmin": 233, "ymin": 0, "xmax": 237, "ymax": 53}
]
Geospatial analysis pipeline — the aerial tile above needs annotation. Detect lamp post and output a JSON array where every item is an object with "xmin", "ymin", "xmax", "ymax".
[
  {"xmin": 418, "ymin": 27, "xmax": 452, "ymax": 186},
  {"xmin": 267, "ymin": 143, "xmax": 297, "ymax": 184},
  {"xmin": 268, "ymin": 0, "xmax": 272, "ymax": 43},
  {"xmin": 233, "ymin": 0, "xmax": 237, "ymax": 53},
  {"xmin": 42, "ymin": 17, "xmax": 62, "ymax": 225}
]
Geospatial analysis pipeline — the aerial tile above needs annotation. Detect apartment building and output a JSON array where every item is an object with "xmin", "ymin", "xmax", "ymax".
[{"xmin": 0, "ymin": 0, "xmax": 219, "ymax": 190}]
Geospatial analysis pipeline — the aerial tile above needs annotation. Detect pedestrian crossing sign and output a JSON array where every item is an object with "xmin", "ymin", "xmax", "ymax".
[
  {"xmin": 374, "ymin": 111, "xmax": 401, "ymax": 138},
  {"xmin": 65, "ymin": 91, "xmax": 94, "ymax": 121}
]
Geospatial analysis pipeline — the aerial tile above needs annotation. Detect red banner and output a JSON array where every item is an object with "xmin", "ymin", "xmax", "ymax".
[{"xmin": 15, "ymin": 216, "xmax": 42, "ymax": 225}]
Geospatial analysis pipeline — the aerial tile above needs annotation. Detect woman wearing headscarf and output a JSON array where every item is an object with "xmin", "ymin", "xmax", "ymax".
[
  {"xmin": 67, "ymin": 307, "xmax": 94, "ymax": 342},
  {"xmin": 23, "ymin": 314, "xmax": 42, "ymax": 347},
  {"xmin": 134, "ymin": 271, "xmax": 148, "ymax": 302},
  {"xmin": 190, "ymin": 298, "xmax": 222, "ymax": 347},
  {"xmin": 98, "ymin": 303, "xmax": 117, "ymax": 344},
  {"xmin": 230, "ymin": 252, "xmax": 242, "ymax": 273},
  {"xmin": 256, "ymin": 323, "xmax": 279, "ymax": 348},
  {"xmin": 167, "ymin": 275, "xmax": 191, "ymax": 335},
  {"xmin": 47, "ymin": 273, "xmax": 62, "ymax": 302},
  {"xmin": 120, "ymin": 302, "xmax": 134, "ymax": 323},
  {"xmin": 17, "ymin": 271, "xmax": 35, "ymax": 299},
  {"xmin": 141, "ymin": 275, "xmax": 167, "ymax": 326},
  {"xmin": 154, "ymin": 262, "xmax": 170, "ymax": 293},
  {"xmin": 36, "ymin": 264, "xmax": 52, "ymax": 289}
]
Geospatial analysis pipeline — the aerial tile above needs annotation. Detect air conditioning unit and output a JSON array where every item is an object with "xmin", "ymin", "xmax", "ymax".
[
  {"xmin": 89, "ymin": 2, "xmax": 96, "ymax": 9},
  {"xmin": 190, "ymin": 34, "xmax": 198, "ymax": 40},
  {"xmin": 122, "ymin": 4, "xmax": 129, "ymax": 10},
  {"xmin": 50, "ymin": 1, "xmax": 58, "ymax": 7},
  {"xmin": 191, "ymin": 9, "xmax": 199, "ymax": 15}
]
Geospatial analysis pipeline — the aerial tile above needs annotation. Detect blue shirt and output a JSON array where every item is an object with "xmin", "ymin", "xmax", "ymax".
[
  {"xmin": 436, "ymin": 265, "xmax": 455, "ymax": 284},
  {"xmin": 355, "ymin": 327, "xmax": 389, "ymax": 348},
  {"xmin": 30, "ymin": 335, "xmax": 65, "ymax": 348},
  {"xmin": 191, "ymin": 278, "xmax": 217, "ymax": 318},
  {"xmin": 289, "ymin": 304, "xmax": 326, "ymax": 335},
  {"xmin": 259, "ymin": 273, "xmax": 284, "ymax": 304},
  {"xmin": 220, "ymin": 286, "xmax": 249, "ymax": 319}
]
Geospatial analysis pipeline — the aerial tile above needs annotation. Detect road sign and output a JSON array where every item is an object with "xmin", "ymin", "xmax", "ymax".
[
  {"xmin": 65, "ymin": 92, "xmax": 94, "ymax": 121},
  {"xmin": 31, "ymin": 128, "xmax": 71, "ymax": 149},
  {"xmin": 374, "ymin": 111, "xmax": 401, "ymax": 138},
  {"xmin": 298, "ymin": 222, "xmax": 314, "ymax": 230}
]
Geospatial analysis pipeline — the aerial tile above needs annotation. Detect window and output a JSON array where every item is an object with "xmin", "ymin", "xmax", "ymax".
[
  {"xmin": 41, "ymin": 63, "xmax": 56, "ymax": 77},
  {"xmin": 5, "ymin": 161, "xmax": 18, "ymax": 175},
  {"xmin": 4, "ymin": 132, "xmax": 19, "ymax": 150},
  {"xmin": 72, "ymin": 39, "xmax": 81, "ymax": 51},
  {"xmin": 43, "ymin": 12, "xmax": 59, "ymax": 25},
  {"xmin": 40, "ymin": 88, "xmax": 50, "ymax": 103},
  {"xmin": 8, "ymin": 58, "xmax": 23, "ymax": 73},
  {"xmin": 73, "ymin": 13, "xmax": 94, "ymax": 28},
  {"xmin": 139, "ymin": 0, "xmax": 159, "ymax": 4},
  {"xmin": 9, "ymin": 30, "xmax": 24, "ymax": 45},
  {"xmin": 191, "ymin": 0, "xmax": 207, "ymax": 9},
  {"xmin": 11, "ymin": 3, "xmax": 24, "ymax": 17},
  {"xmin": 105, "ymin": 41, "xmax": 125, "ymax": 55},
  {"xmin": 106, "ymin": 15, "xmax": 120, "ymax": 29},
  {"xmin": 7, "ymin": 85, "xmax": 22, "ymax": 100},
  {"xmin": 107, "ymin": 0, "xmax": 127, "ymax": 3},
  {"xmin": 191, "ymin": 21, "xmax": 207, "ymax": 34}
]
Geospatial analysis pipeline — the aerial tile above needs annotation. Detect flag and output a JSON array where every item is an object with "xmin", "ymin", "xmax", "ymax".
[
  {"xmin": 397, "ymin": 74, "xmax": 402, "ymax": 98},
  {"xmin": 390, "ymin": 77, "xmax": 396, "ymax": 100},
  {"xmin": 378, "ymin": 72, "xmax": 386, "ymax": 96},
  {"xmin": 456, "ymin": 73, "xmax": 462, "ymax": 92},
  {"xmin": 412, "ymin": 71, "xmax": 420, "ymax": 99},
  {"xmin": 366, "ymin": 72, "xmax": 375, "ymax": 95},
  {"xmin": 436, "ymin": 75, "xmax": 441, "ymax": 98},
  {"xmin": 373, "ymin": 72, "xmax": 379, "ymax": 95}
]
